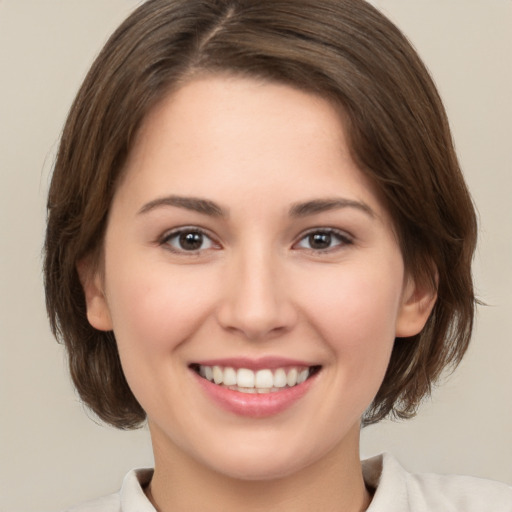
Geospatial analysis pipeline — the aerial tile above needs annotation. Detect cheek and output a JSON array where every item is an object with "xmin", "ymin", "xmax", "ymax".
[
  {"xmin": 104, "ymin": 260, "xmax": 217, "ymax": 356},
  {"xmin": 102, "ymin": 259, "xmax": 221, "ymax": 417},
  {"xmin": 297, "ymin": 256, "xmax": 404, "ymax": 397},
  {"xmin": 303, "ymin": 262, "xmax": 404, "ymax": 346}
]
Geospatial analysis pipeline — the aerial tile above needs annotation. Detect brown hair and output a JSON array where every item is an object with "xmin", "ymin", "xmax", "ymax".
[{"xmin": 45, "ymin": 0, "xmax": 477, "ymax": 429}]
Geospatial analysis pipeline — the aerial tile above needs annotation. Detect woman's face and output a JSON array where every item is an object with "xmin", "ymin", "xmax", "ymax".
[{"xmin": 84, "ymin": 76, "xmax": 431, "ymax": 480}]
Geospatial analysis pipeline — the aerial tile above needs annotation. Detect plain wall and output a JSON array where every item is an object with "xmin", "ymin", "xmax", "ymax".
[{"xmin": 0, "ymin": 1, "xmax": 510, "ymax": 510}]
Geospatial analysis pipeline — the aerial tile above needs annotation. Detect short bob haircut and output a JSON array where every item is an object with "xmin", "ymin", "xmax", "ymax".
[{"xmin": 45, "ymin": 0, "xmax": 477, "ymax": 429}]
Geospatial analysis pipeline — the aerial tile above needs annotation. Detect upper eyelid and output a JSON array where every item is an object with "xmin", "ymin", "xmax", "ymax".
[
  {"xmin": 296, "ymin": 227, "xmax": 353, "ymax": 241},
  {"xmin": 292, "ymin": 227, "xmax": 354, "ymax": 252},
  {"xmin": 156, "ymin": 225, "xmax": 353, "ymax": 248},
  {"xmin": 159, "ymin": 226, "xmax": 221, "ymax": 251},
  {"xmin": 160, "ymin": 225, "xmax": 216, "ymax": 240}
]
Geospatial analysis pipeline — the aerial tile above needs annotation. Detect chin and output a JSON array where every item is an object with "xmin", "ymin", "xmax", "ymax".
[
  {"xmin": 206, "ymin": 452, "xmax": 314, "ymax": 482},
  {"xmin": 191, "ymin": 428, "xmax": 342, "ymax": 482}
]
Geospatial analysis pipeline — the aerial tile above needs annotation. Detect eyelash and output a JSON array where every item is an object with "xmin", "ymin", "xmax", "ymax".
[
  {"xmin": 160, "ymin": 227, "xmax": 220, "ymax": 254},
  {"xmin": 159, "ymin": 227, "xmax": 353, "ymax": 254},
  {"xmin": 293, "ymin": 228, "xmax": 353, "ymax": 253}
]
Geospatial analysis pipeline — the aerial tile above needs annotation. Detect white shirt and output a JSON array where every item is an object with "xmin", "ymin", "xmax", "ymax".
[{"xmin": 67, "ymin": 453, "xmax": 512, "ymax": 511}]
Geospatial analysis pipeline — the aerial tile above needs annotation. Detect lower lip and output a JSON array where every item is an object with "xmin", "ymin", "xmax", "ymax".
[{"xmin": 193, "ymin": 371, "xmax": 318, "ymax": 418}]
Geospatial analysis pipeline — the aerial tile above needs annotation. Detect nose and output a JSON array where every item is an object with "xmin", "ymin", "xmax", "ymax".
[{"xmin": 216, "ymin": 247, "xmax": 297, "ymax": 341}]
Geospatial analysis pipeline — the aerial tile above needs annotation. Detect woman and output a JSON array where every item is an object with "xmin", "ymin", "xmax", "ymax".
[{"xmin": 44, "ymin": 0, "xmax": 512, "ymax": 510}]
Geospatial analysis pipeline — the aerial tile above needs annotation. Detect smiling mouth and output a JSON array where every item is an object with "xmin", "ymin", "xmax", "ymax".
[{"xmin": 189, "ymin": 364, "xmax": 321, "ymax": 394}]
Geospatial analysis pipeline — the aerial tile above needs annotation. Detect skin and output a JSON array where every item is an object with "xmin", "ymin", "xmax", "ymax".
[{"xmin": 81, "ymin": 75, "xmax": 435, "ymax": 512}]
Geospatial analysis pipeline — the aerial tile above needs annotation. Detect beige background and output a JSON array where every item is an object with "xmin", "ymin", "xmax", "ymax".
[{"xmin": 0, "ymin": 1, "xmax": 511, "ymax": 510}]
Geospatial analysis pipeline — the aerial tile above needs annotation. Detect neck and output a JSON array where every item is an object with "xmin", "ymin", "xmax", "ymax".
[{"xmin": 146, "ymin": 424, "xmax": 371, "ymax": 512}]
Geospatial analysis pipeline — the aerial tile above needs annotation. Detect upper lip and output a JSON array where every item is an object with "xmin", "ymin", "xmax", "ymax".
[{"xmin": 190, "ymin": 356, "xmax": 319, "ymax": 371}]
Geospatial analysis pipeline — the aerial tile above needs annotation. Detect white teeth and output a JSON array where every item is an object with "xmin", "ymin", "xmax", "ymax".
[
  {"xmin": 297, "ymin": 369, "xmax": 309, "ymax": 384},
  {"xmin": 255, "ymin": 369, "xmax": 273, "ymax": 388},
  {"xmin": 196, "ymin": 364, "xmax": 317, "ymax": 392},
  {"xmin": 213, "ymin": 366, "xmax": 223, "ymax": 384},
  {"xmin": 287, "ymin": 368, "xmax": 298, "ymax": 386},
  {"xmin": 223, "ymin": 367, "xmax": 237, "ymax": 386},
  {"xmin": 237, "ymin": 368, "xmax": 255, "ymax": 388},
  {"xmin": 273, "ymin": 368, "xmax": 287, "ymax": 388},
  {"xmin": 238, "ymin": 387, "xmax": 256, "ymax": 394}
]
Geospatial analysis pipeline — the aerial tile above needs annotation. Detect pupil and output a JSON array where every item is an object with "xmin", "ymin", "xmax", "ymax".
[
  {"xmin": 309, "ymin": 233, "xmax": 331, "ymax": 249},
  {"xmin": 179, "ymin": 232, "xmax": 203, "ymax": 250}
]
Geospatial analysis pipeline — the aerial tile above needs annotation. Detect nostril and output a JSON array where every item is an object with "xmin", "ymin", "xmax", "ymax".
[{"xmin": 215, "ymin": 270, "xmax": 297, "ymax": 341}]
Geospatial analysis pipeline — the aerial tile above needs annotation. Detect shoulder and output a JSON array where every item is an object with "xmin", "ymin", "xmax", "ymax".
[
  {"xmin": 363, "ymin": 453, "xmax": 512, "ymax": 512},
  {"xmin": 64, "ymin": 468, "xmax": 154, "ymax": 512}
]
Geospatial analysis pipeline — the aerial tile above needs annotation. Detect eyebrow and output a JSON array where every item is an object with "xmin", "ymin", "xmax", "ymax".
[
  {"xmin": 138, "ymin": 195, "xmax": 227, "ymax": 217},
  {"xmin": 289, "ymin": 198, "xmax": 375, "ymax": 218},
  {"xmin": 137, "ymin": 195, "xmax": 374, "ymax": 219}
]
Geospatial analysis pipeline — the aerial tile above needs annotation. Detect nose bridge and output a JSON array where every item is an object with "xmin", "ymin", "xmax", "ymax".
[{"xmin": 217, "ymin": 241, "xmax": 294, "ymax": 339}]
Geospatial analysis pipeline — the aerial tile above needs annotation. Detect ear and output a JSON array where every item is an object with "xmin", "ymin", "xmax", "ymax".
[
  {"xmin": 76, "ymin": 258, "xmax": 113, "ymax": 331},
  {"xmin": 395, "ymin": 273, "xmax": 437, "ymax": 338}
]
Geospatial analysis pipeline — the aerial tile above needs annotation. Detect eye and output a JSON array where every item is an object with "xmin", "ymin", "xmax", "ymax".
[
  {"xmin": 161, "ymin": 228, "xmax": 218, "ymax": 253},
  {"xmin": 294, "ymin": 229, "xmax": 352, "ymax": 252}
]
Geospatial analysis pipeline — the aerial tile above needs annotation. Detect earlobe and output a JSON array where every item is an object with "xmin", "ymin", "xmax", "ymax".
[
  {"xmin": 395, "ymin": 274, "xmax": 437, "ymax": 338},
  {"xmin": 76, "ymin": 258, "xmax": 113, "ymax": 331}
]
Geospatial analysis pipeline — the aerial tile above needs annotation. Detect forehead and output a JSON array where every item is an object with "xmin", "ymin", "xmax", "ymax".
[
  {"xmin": 131, "ymin": 75, "xmax": 346, "ymax": 163},
  {"xmin": 118, "ymin": 75, "xmax": 387, "ymax": 221}
]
